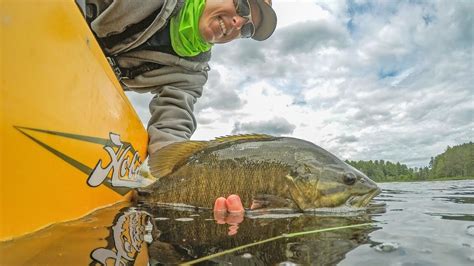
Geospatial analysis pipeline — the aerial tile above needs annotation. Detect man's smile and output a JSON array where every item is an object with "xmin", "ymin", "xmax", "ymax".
[{"xmin": 218, "ymin": 17, "xmax": 228, "ymax": 35}]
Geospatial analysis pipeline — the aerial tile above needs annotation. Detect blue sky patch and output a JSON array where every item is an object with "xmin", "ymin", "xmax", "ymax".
[
  {"xmin": 347, "ymin": 0, "xmax": 374, "ymax": 17},
  {"xmin": 378, "ymin": 69, "xmax": 399, "ymax": 79}
]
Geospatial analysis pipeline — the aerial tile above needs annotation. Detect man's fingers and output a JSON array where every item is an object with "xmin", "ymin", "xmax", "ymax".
[
  {"xmin": 213, "ymin": 195, "xmax": 245, "ymax": 235},
  {"xmin": 225, "ymin": 194, "xmax": 245, "ymax": 213},
  {"xmin": 213, "ymin": 197, "xmax": 227, "ymax": 224},
  {"xmin": 225, "ymin": 213, "xmax": 244, "ymax": 225},
  {"xmin": 213, "ymin": 197, "xmax": 227, "ymax": 212}
]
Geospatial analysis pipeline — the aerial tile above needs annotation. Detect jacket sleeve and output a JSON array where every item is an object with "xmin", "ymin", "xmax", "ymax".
[
  {"xmin": 120, "ymin": 64, "xmax": 209, "ymax": 155},
  {"xmin": 147, "ymin": 86, "xmax": 197, "ymax": 152},
  {"xmin": 148, "ymin": 69, "xmax": 207, "ymax": 154}
]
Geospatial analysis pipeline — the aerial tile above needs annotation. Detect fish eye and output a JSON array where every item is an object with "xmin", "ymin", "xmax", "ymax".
[{"xmin": 343, "ymin": 172, "xmax": 357, "ymax": 186}]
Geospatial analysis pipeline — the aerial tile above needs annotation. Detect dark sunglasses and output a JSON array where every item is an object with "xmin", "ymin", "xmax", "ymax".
[{"xmin": 234, "ymin": 0, "xmax": 255, "ymax": 38}]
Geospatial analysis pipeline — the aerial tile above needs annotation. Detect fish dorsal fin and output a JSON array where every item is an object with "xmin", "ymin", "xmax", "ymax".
[
  {"xmin": 148, "ymin": 134, "xmax": 274, "ymax": 178},
  {"xmin": 149, "ymin": 141, "xmax": 208, "ymax": 178},
  {"xmin": 212, "ymin": 134, "xmax": 274, "ymax": 144}
]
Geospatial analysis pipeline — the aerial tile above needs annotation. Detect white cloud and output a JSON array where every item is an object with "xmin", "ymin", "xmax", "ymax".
[{"xmin": 272, "ymin": 1, "xmax": 335, "ymax": 28}]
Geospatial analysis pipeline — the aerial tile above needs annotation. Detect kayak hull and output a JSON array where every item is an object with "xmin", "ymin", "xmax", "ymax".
[{"xmin": 0, "ymin": 0, "xmax": 149, "ymax": 240}]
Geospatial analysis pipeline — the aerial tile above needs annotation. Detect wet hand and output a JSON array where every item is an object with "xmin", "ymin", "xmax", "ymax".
[{"xmin": 213, "ymin": 194, "xmax": 245, "ymax": 236}]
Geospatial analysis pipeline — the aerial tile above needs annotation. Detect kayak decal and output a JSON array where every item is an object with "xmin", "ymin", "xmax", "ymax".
[
  {"xmin": 88, "ymin": 133, "xmax": 144, "ymax": 189},
  {"xmin": 14, "ymin": 126, "xmax": 146, "ymax": 195}
]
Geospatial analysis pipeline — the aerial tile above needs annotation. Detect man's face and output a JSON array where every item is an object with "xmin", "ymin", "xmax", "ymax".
[{"xmin": 199, "ymin": 0, "xmax": 262, "ymax": 44}]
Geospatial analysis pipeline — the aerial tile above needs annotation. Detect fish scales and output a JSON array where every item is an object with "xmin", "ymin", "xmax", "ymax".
[{"xmin": 146, "ymin": 155, "xmax": 292, "ymax": 208}]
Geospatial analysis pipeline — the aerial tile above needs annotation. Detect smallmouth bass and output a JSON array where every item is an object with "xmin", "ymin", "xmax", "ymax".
[{"xmin": 138, "ymin": 135, "xmax": 380, "ymax": 211}]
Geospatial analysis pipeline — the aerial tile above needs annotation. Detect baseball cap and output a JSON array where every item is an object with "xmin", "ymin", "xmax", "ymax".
[{"xmin": 252, "ymin": 0, "xmax": 277, "ymax": 41}]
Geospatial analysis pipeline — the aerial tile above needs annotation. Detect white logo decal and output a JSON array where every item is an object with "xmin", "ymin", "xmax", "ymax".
[{"xmin": 88, "ymin": 133, "xmax": 144, "ymax": 188}]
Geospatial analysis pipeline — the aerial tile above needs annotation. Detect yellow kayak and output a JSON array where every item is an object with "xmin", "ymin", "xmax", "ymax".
[{"xmin": 0, "ymin": 0, "xmax": 149, "ymax": 240}]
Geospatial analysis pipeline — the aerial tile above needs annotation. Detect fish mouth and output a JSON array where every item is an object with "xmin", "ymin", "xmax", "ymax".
[{"xmin": 348, "ymin": 188, "xmax": 381, "ymax": 208}]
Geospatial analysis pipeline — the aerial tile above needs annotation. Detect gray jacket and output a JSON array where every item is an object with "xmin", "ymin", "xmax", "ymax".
[{"xmin": 86, "ymin": 0, "xmax": 211, "ymax": 154}]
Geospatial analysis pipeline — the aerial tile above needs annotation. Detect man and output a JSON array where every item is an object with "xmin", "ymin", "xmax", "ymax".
[{"xmin": 86, "ymin": 0, "xmax": 277, "ymax": 213}]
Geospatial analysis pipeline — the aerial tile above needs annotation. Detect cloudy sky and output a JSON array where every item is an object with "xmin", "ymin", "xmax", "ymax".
[{"xmin": 126, "ymin": 0, "xmax": 473, "ymax": 168}]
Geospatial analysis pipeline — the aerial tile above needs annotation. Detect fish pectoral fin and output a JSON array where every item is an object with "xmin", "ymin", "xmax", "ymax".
[
  {"xmin": 250, "ymin": 194, "xmax": 296, "ymax": 210},
  {"xmin": 286, "ymin": 175, "xmax": 312, "ymax": 211}
]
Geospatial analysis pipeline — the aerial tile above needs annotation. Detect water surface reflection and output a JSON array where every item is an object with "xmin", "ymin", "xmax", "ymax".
[
  {"xmin": 145, "ymin": 206, "xmax": 378, "ymax": 265},
  {"xmin": 1, "ymin": 180, "xmax": 473, "ymax": 265}
]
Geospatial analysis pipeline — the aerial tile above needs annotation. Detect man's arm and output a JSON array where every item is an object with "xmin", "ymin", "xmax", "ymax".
[
  {"xmin": 119, "ymin": 62, "xmax": 209, "ymax": 155},
  {"xmin": 147, "ymin": 84, "xmax": 201, "ymax": 153}
]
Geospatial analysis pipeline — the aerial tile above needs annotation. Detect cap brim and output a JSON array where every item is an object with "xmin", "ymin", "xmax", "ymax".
[{"xmin": 252, "ymin": 0, "xmax": 277, "ymax": 41}]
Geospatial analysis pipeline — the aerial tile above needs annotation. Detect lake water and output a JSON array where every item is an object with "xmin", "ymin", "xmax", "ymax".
[
  {"xmin": 1, "ymin": 180, "xmax": 473, "ymax": 265},
  {"xmin": 340, "ymin": 180, "xmax": 474, "ymax": 266}
]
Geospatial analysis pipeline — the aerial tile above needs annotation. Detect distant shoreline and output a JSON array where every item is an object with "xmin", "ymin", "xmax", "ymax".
[{"xmin": 377, "ymin": 176, "xmax": 474, "ymax": 183}]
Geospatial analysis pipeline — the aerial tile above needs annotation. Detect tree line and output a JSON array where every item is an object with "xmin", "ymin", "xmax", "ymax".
[{"xmin": 346, "ymin": 142, "xmax": 473, "ymax": 182}]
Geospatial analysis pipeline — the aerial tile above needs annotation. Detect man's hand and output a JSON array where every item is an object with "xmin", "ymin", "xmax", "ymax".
[
  {"xmin": 214, "ymin": 194, "xmax": 245, "ymax": 213},
  {"xmin": 213, "ymin": 195, "xmax": 245, "ymax": 236}
]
